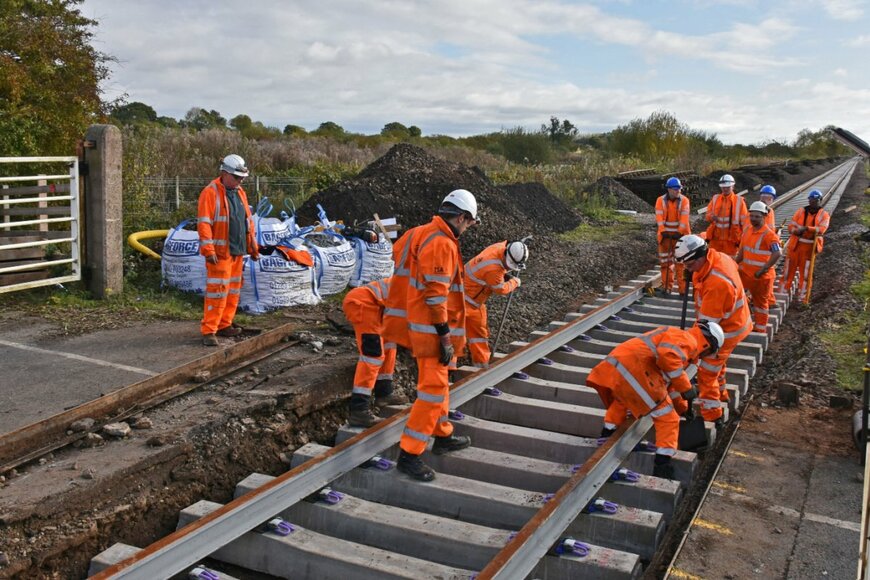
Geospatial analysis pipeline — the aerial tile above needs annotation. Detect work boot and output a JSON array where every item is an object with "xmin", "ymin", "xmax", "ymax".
[
  {"xmin": 714, "ymin": 418, "xmax": 725, "ymax": 432},
  {"xmin": 431, "ymin": 434, "xmax": 471, "ymax": 455},
  {"xmin": 202, "ymin": 334, "xmax": 219, "ymax": 347},
  {"xmin": 652, "ymin": 455, "xmax": 675, "ymax": 479},
  {"xmin": 348, "ymin": 394, "xmax": 382, "ymax": 428},
  {"xmin": 216, "ymin": 325, "xmax": 243, "ymax": 337},
  {"xmin": 396, "ymin": 449, "xmax": 435, "ymax": 482},
  {"xmin": 375, "ymin": 391, "xmax": 409, "ymax": 408}
]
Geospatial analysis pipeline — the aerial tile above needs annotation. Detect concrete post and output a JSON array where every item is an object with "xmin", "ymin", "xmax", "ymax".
[{"xmin": 83, "ymin": 124, "xmax": 123, "ymax": 299}]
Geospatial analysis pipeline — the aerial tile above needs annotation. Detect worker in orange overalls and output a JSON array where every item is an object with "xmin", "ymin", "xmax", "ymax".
[
  {"xmin": 383, "ymin": 189, "xmax": 479, "ymax": 481},
  {"xmin": 464, "ymin": 241, "xmax": 527, "ymax": 367},
  {"xmin": 197, "ymin": 154, "xmax": 259, "ymax": 346},
  {"xmin": 705, "ymin": 174, "xmax": 749, "ymax": 257},
  {"xmin": 655, "ymin": 177, "xmax": 692, "ymax": 296},
  {"xmin": 782, "ymin": 189, "xmax": 831, "ymax": 304},
  {"xmin": 342, "ymin": 277, "xmax": 408, "ymax": 427},
  {"xmin": 675, "ymin": 234, "xmax": 752, "ymax": 426},
  {"xmin": 587, "ymin": 322, "xmax": 724, "ymax": 478},
  {"xmin": 759, "ymin": 185, "xmax": 779, "ymax": 310},
  {"xmin": 735, "ymin": 202, "xmax": 782, "ymax": 333}
]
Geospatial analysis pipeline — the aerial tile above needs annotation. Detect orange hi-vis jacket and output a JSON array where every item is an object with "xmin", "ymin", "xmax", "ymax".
[
  {"xmin": 464, "ymin": 241, "xmax": 520, "ymax": 309},
  {"xmin": 705, "ymin": 192, "xmax": 749, "ymax": 244},
  {"xmin": 382, "ymin": 224, "xmax": 419, "ymax": 349},
  {"xmin": 197, "ymin": 178, "xmax": 257, "ymax": 259},
  {"xmin": 788, "ymin": 206, "xmax": 830, "ymax": 254},
  {"xmin": 346, "ymin": 277, "xmax": 390, "ymax": 312},
  {"xmin": 655, "ymin": 194, "xmax": 691, "ymax": 239},
  {"xmin": 384, "ymin": 217, "xmax": 467, "ymax": 358},
  {"xmin": 692, "ymin": 248, "xmax": 752, "ymax": 340},
  {"xmin": 587, "ymin": 326, "xmax": 701, "ymax": 417},
  {"xmin": 738, "ymin": 225, "xmax": 781, "ymax": 280}
]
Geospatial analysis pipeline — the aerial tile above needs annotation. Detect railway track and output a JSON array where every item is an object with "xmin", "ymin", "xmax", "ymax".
[{"xmin": 16, "ymin": 158, "xmax": 863, "ymax": 579}]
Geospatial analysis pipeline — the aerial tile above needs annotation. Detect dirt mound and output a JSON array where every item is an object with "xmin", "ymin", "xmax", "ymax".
[
  {"xmin": 298, "ymin": 144, "xmax": 583, "ymax": 256},
  {"xmin": 585, "ymin": 177, "xmax": 655, "ymax": 213}
]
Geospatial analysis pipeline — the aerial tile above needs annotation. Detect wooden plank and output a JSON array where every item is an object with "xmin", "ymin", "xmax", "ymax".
[
  {"xmin": 0, "ymin": 246, "xmax": 45, "ymax": 260},
  {"xmin": 0, "ymin": 183, "xmax": 70, "ymax": 196},
  {"xmin": 0, "ymin": 206, "xmax": 71, "ymax": 217},
  {"xmin": 0, "ymin": 270, "xmax": 49, "ymax": 286},
  {"xmin": 0, "ymin": 230, "xmax": 71, "ymax": 240}
]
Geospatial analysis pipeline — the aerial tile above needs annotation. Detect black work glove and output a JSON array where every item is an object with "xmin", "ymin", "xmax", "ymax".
[
  {"xmin": 504, "ymin": 272, "xmax": 514, "ymax": 281},
  {"xmin": 435, "ymin": 323, "xmax": 454, "ymax": 366}
]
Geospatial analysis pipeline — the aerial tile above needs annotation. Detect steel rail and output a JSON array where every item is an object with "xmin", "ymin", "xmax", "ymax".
[{"xmin": 93, "ymin": 280, "xmax": 653, "ymax": 579}]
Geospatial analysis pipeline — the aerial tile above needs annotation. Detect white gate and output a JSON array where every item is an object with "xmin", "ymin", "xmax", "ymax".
[{"xmin": 0, "ymin": 156, "xmax": 81, "ymax": 293}]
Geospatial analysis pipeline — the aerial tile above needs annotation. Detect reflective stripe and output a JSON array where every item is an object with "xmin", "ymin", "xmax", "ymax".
[
  {"xmin": 403, "ymin": 427, "xmax": 430, "ymax": 442},
  {"xmin": 604, "ymin": 422, "xmax": 617, "ymax": 430},
  {"xmin": 215, "ymin": 216, "xmax": 228, "ymax": 223},
  {"xmin": 408, "ymin": 323, "xmax": 465, "ymax": 336},
  {"xmin": 352, "ymin": 386, "xmax": 372, "ymax": 395},
  {"xmin": 384, "ymin": 308, "xmax": 407, "ymax": 318},
  {"xmin": 649, "ymin": 404, "xmax": 673, "ymax": 418},
  {"xmin": 656, "ymin": 447, "xmax": 677, "ymax": 457},
  {"xmin": 359, "ymin": 355, "xmax": 383, "ymax": 366},
  {"xmin": 604, "ymin": 356, "xmax": 658, "ymax": 409},
  {"xmin": 213, "ymin": 240, "xmax": 227, "ymax": 246},
  {"xmin": 699, "ymin": 359, "xmax": 722, "ymax": 373},
  {"xmin": 424, "ymin": 274, "xmax": 451, "ymax": 283},
  {"xmin": 418, "ymin": 231, "xmax": 447, "ymax": 254},
  {"xmin": 439, "ymin": 414, "xmax": 450, "ymax": 423},
  {"xmin": 468, "ymin": 338, "xmax": 488, "ymax": 344},
  {"xmin": 449, "ymin": 283, "xmax": 463, "ymax": 293},
  {"xmin": 228, "ymin": 288, "xmax": 240, "ymax": 295},
  {"xmin": 199, "ymin": 217, "xmax": 214, "ymax": 225},
  {"xmin": 669, "ymin": 391, "xmax": 681, "ymax": 399},
  {"xmin": 464, "ymin": 294, "xmax": 481, "ymax": 308},
  {"xmin": 466, "ymin": 269, "xmax": 488, "ymax": 287},
  {"xmin": 206, "ymin": 291, "xmax": 227, "ymax": 299},
  {"xmin": 723, "ymin": 320, "xmax": 751, "ymax": 338},
  {"xmin": 229, "ymin": 276, "xmax": 242, "ymax": 283},
  {"xmin": 206, "ymin": 277, "xmax": 226, "ymax": 285},
  {"xmin": 416, "ymin": 391, "xmax": 445, "ymax": 404},
  {"xmin": 798, "ymin": 238, "xmax": 815, "ymax": 244},
  {"xmin": 384, "ymin": 342, "xmax": 396, "ymax": 349},
  {"xmin": 660, "ymin": 342, "xmax": 687, "ymax": 364},
  {"xmin": 699, "ymin": 314, "xmax": 722, "ymax": 323},
  {"xmin": 377, "ymin": 373, "xmax": 393, "ymax": 380},
  {"xmin": 698, "ymin": 398, "xmax": 723, "ymax": 409},
  {"xmin": 468, "ymin": 259, "xmax": 502, "ymax": 274},
  {"xmin": 744, "ymin": 258, "xmax": 767, "ymax": 266},
  {"xmin": 425, "ymin": 296, "xmax": 447, "ymax": 305},
  {"xmin": 201, "ymin": 239, "xmax": 215, "ymax": 246},
  {"xmin": 666, "ymin": 368, "xmax": 684, "ymax": 379}
]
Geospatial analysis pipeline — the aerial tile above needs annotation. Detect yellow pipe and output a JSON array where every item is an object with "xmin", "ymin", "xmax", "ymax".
[{"xmin": 127, "ymin": 230, "xmax": 169, "ymax": 261}]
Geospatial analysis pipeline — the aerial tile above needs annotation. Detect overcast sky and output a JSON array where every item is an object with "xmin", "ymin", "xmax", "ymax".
[{"xmin": 81, "ymin": 0, "xmax": 870, "ymax": 145}]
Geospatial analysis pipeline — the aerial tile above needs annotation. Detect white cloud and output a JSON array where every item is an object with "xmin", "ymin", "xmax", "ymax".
[
  {"xmin": 833, "ymin": 68, "xmax": 848, "ymax": 77},
  {"xmin": 846, "ymin": 35, "xmax": 870, "ymax": 47},
  {"xmin": 817, "ymin": 0, "xmax": 864, "ymax": 20}
]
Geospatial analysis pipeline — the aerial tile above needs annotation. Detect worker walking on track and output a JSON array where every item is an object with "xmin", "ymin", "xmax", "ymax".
[
  {"xmin": 674, "ymin": 234, "xmax": 752, "ymax": 427},
  {"xmin": 705, "ymin": 174, "xmax": 749, "ymax": 257},
  {"xmin": 464, "ymin": 241, "xmax": 528, "ymax": 368},
  {"xmin": 342, "ymin": 277, "xmax": 408, "ymax": 428},
  {"xmin": 655, "ymin": 177, "xmax": 692, "ymax": 296},
  {"xmin": 759, "ymin": 185, "xmax": 777, "ymax": 230},
  {"xmin": 782, "ymin": 189, "xmax": 830, "ymax": 304},
  {"xmin": 383, "ymin": 189, "xmax": 479, "ymax": 481},
  {"xmin": 197, "ymin": 154, "xmax": 259, "ymax": 346},
  {"xmin": 588, "ymin": 322, "xmax": 724, "ymax": 478},
  {"xmin": 735, "ymin": 202, "xmax": 782, "ymax": 333}
]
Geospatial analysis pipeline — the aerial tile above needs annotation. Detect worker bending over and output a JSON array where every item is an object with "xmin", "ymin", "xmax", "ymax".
[
  {"xmin": 464, "ymin": 241, "xmax": 528, "ymax": 367},
  {"xmin": 588, "ymin": 322, "xmax": 724, "ymax": 478}
]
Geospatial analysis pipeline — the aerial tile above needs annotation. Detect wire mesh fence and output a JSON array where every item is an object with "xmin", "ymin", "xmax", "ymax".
[{"xmin": 124, "ymin": 176, "xmax": 306, "ymax": 234}]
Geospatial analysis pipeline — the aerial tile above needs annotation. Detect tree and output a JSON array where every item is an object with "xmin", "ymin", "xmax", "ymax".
[
  {"xmin": 110, "ymin": 101, "xmax": 157, "ymax": 125},
  {"xmin": 229, "ymin": 114, "xmax": 253, "ymax": 132},
  {"xmin": 542, "ymin": 116, "xmax": 578, "ymax": 148},
  {"xmin": 409, "ymin": 125, "xmax": 422, "ymax": 138},
  {"xmin": 0, "ymin": 0, "xmax": 112, "ymax": 156},
  {"xmin": 183, "ymin": 107, "xmax": 227, "ymax": 131},
  {"xmin": 381, "ymin": 122, "xmax": 410, "ymax": 138},
  {"xmin": 283, "ymin": 124, "xmax": 308, "ymax": 136},
  {"xmin": 312, "ymin": 121, "xmax": 345, "ymax": 138}
]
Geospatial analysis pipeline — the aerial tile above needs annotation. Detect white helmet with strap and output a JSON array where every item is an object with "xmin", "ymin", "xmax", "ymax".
[
  {"xmin": 749, "ymin": 201, "xmax": 768, "ymax": 214},
  {"xmin": 440, "ymin": 189, "xmax": 480, "ymax": 223},
  {"xmin": 504, "ymin": 241, "xmax": 529, "ymax": 271},
  {"xmin": 220, "ymin": 154, "xmax": 249, "ymax": 177},
  {"xmin": 718, "ymin": 174, "xmax": 735, "ymax": 187}
]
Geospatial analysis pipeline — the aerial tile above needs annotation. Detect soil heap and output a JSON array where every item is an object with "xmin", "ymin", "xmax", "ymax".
[{"xmin": 298, "ymin": 144, "xmax": 585, "ymax": 257}]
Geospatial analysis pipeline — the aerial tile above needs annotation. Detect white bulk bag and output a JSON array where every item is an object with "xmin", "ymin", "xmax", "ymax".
[
  {"xmin": 161, "ymin": 220, "xmax": 207, "ymax": 295},
  {"xmin": 303, "ymin": 231, "xmax": 356, "ymax": 296},
  {"xmin": 349, "ymin": 232, "xmax": 394, "ymax": 287},
  {"xmin": 239, "ymin": 245, "xmax": 321, "ymax": 314}
]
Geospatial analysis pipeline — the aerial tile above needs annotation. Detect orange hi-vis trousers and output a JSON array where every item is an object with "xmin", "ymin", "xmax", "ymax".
[
  {"xmin": 783, "ymin": 244, "xmax": 815, "ymax": 303},
  {"xmin": 657, "ymin": 238, "xmax": 686, "ymax": 294},
  {"xmin": 465, "ymin": 304, "xmax": 490, "ymax": 368},
  {"xmin": 201, "ymin": 255, "xmax": 243, "ymax": 335},
  {"xmin": 695, "ymin": 327, "xmax": 750, "ymax": 421},
  {"xmin": 344, "ymin": 298, "xmax": 397, "ymax": 397},
  {"xmin": 740, "ymin": 273, "xmax": 774, "ymax": 332},
  {"xmin": 400, "ymin": 357, "xmax": 454, "ymax": 455}
]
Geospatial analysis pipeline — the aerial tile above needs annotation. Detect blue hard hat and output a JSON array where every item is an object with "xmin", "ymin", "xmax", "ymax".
[
  {"xmin": 807, "ymin": 189, "xmax": 822, "ymax": 200},
  {"xmin": 666, "ymin": 177, "xmax": 682, "ymax": 189},
  {"xmin": 759, "ymin": 185, "xmax": 776, "ymax": 197}
]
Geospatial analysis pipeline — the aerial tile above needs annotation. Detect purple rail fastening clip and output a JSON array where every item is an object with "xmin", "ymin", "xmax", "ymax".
[
  {"xmin": 554, "ymin": 538, "xmax": 591, "ymax": 558},
  {"xmin": 595, "ymin": 324, "xmax": 609, "ymax": 331},
  {"xmin": 612, "ymin": 468, "xmax": 641, "ymax": 483},
  {"xmin": 512, "ymin": 371, "xmax": 529, "ymax": 380},
  {"xmin": 484, "ymin": 387, "xmax": 502, "ymax": 396},
  {"xmin": 189, "ymin": 567, "xmax": 220, "ymax": 580},
  {"xmin": 579, "ymin": 334, "xmax": 592, "ymax": 341},
  {"xmin": 586, "ymin": 498, "xmax": 619, "ymax": 515},
  {"xmin": 448, "ymin": 409, "xmax": 465, "ymax": 421},
  {"xmin": 542, "ymin": 493, "xmax": 556, "ymax": 503},
  {"xmin": 366, "ymin": 455, "xmax": 394, "ymax": 470},
  {"xmin": 319, "ymin": 487, "xmax": 344, "ymax": 504},
  {"xmin": 634, "ymin": 440, "xmax": 658, "ymax": 452},
  {"xmin": 537, "ymin": 357, "xmax": 554, "ymax": 365},
  {"xmin": 609, "ymin": 315, "xmax": 622, "ymax": 322},
  {"xmin": 559, "ymin": 345, "xmax": 575, "ymax": 353},
  {"xmin": 265, "ymin": 518, "xmax": 296, "ymax": 536}
]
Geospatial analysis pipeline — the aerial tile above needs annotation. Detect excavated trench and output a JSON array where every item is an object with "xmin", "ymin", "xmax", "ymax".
[{"xmin": 0, "ymin": 149, "xmax": 860, "ymax": 579}]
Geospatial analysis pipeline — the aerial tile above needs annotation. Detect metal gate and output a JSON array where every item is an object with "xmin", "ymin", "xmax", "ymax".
[{"xmin": 0, "ymin": 156, "xmax": 81, "ymax": 293}]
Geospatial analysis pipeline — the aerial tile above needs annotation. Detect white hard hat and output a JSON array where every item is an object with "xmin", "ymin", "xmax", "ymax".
[
  {"xmin": 749, "ymin": 201, "xmax": 768, "ymax": 214},
  {"xmin": 674, "ymin": 234, "xmax": 708, "ymax": 263},
  {"xmin": 504, "ymin": 241, "xmax": 529, "ymax": 271},
  {"xmin": 719, "ymin": 174, "xmax": 735, "ymax": 187},
  {"xmin": 220, "ymin": 154, "xmax": 249, "ymax": 177},
  {"xmin": 441, "ymin": 189, "xmax": 479, "ymax": 223},
  {"xmin": 694, "ymin": 320, "xmax": 724, "ymax": 354}
]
